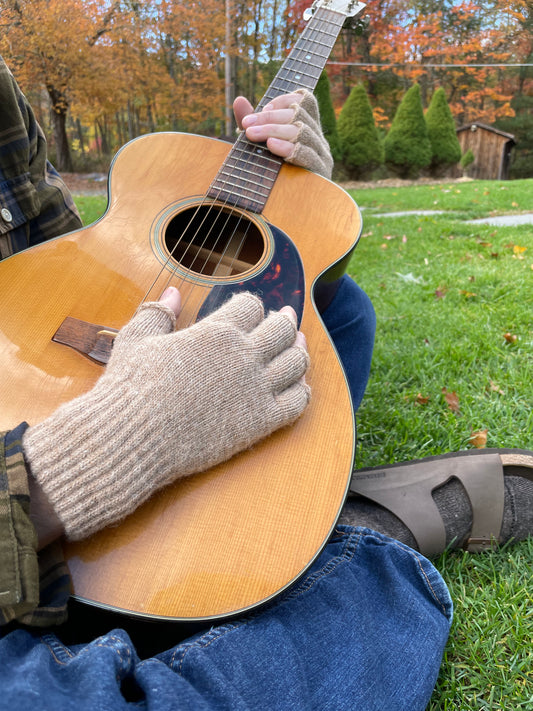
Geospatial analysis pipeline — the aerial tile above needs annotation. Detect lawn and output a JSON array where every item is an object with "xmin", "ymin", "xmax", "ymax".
[
  {"xmin": 347, "ymin": 178, "xmax": 533, "ymax": 709},
  {"xmin": 74, "ymin": 178, "xmax": 533, "ymax": 708}
]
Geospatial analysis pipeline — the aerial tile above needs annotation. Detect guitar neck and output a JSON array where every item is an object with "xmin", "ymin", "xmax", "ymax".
[{"xmin": 207, "ymin": 5, "xmax": 349, "ymax": 213}]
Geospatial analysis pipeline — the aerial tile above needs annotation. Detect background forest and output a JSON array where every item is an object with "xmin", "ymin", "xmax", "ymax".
[{"xmin": 0, "ymin": 0, "xmax": 531, "ymax": 177}]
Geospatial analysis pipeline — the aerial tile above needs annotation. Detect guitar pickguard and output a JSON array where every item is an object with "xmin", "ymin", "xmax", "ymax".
[{"xmin": 196, "ymin": 223, "xmax": 305, "ymax": 325}]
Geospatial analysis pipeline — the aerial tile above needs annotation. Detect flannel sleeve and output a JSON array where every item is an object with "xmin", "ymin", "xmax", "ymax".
[
  {"xmin": 0, "ymin": 56, "xmax": 82, "ymax": 259},
  {"xmin": 0, "ymin": 424, "xmax": 69, "ymax": 627}
]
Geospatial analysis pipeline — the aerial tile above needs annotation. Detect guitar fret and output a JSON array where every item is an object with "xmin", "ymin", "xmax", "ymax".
[
  {"xmin": 211, "ymin": 178, "xmax": 272, "ymax": 199},
  {"xmin": 207, "ymin": 4, "xmax": 360, "ymax": 213},
  {"xmin": 228, "ymin": 149, "xmax": 281, "ymax": 176},
  {"xmin": 221, "ymin": 163, "xmax": 279, "ymax": 184}
]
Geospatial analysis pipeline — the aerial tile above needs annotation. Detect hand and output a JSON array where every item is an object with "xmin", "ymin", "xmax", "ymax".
[
  {"xmin": 233, "ymin": 89, "xmax": 333, "ymax": 179},
  {"xmin": 23, "ymin": 289, "xmax": 310, "ymax": 542}
]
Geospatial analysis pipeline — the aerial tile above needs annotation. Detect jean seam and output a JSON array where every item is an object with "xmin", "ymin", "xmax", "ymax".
[
  {"xmin": 41, "ymin": 633, "xmax": 133, "ymax": 680},
  {"xmin": 170, "ymin": 529, "xmax": 363, "ymax": 676},
  {"xmin": 384, "ymin": 538, "xmax": 451, "ymax": 616}
]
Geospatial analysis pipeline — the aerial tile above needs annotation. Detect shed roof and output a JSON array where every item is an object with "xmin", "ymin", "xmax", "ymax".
[{"xmin": 457, "ymin": 123, "xmax": 515, "ymax": 143}]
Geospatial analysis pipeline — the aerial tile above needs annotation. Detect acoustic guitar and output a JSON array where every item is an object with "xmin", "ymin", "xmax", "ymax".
[{"xmin": 0, "ymin": 0, "xmax": 365, "ymax": 621}]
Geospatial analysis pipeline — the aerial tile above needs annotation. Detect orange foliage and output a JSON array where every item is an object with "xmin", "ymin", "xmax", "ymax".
[{"xmin": 0, "ymin": 0, "xmax": 529, "ymax": 160}]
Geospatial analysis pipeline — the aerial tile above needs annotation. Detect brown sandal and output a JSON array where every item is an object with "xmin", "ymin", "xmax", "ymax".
[{"xmin": 349, "ymin": 449, "xmax": 533, "ymax": 557}]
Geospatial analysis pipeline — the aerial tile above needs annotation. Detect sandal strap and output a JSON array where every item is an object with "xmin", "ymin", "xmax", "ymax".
[{"xmin": 350, "ymin": 452, "xmax": 505, "ymax": 557}]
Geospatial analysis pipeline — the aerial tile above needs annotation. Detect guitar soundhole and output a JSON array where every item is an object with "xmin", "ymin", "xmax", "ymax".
[{"xmin": 164, "ymin": 205, "xmax": 265, "ymax": 277}]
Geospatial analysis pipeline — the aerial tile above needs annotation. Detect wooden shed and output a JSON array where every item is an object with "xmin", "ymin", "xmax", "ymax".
[{"xmin": 455, "ymin": 123, "xmax": 515, "ymax": 180}]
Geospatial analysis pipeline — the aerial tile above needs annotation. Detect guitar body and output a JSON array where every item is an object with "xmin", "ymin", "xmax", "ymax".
[{"xmin": 0, "ymin": 131, "xmax": 361, "ymax": 620}]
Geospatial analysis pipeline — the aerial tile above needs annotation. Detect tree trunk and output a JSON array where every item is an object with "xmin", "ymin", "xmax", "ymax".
[{"xmin": 47, "ymin": 86, "xmax": 73, "ymax": 172}]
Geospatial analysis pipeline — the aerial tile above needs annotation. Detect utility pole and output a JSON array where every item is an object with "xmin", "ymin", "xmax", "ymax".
[{"xmin": 225, "ymin": 0, "xmax": 233, "ymax": 136}]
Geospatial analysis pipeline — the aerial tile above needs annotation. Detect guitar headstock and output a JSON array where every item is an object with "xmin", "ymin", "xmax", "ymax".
[{"xmin": 303, "ymin": 0, "xmax": 366, "ymax": 21}]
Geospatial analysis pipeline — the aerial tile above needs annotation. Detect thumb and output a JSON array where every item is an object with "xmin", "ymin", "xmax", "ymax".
[{"xmin": 112, "ymin": 287, "xmax": 181, "ymax": 354}]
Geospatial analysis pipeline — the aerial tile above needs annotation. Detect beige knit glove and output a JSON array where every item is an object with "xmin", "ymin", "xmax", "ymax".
[
  {"xmin": 285, "ymin": 89, "xmax": 333, "ymax": 180},
  {"xmin": 22, "ymin": 293, "xmax": 310, "ymax": 541}
]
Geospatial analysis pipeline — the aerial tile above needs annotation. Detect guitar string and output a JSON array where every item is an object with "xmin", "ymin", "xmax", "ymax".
[
  {"xmin": 140, "ymin": 6, "xmax": 340, "ymax": 314},
  {"xmin": 137, "ymin": 7, "xmax": 341, "ymax": 327},
  {"xmin": 194, "ymin": 9, "xmax": 342, "ymax": 284}
]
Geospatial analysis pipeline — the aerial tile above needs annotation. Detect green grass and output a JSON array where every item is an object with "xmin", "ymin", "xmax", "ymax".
[
  {"xmin": 74, "ymin": 195, "xmax": 108, "ymax": 226},
  {"xmin": 346, "ymin": 178, "xmax": 533, "ymax": 708},
  {"xmin": 354, "ymin": 178, "xmax": 533, "ymax": 220},
  {"xmin": 73, "ymin": 180, "xmax": 533, "ymax": 707}
]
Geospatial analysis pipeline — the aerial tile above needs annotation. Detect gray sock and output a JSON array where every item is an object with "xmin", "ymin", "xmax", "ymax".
[{"xmin": 338, "ymin": 475, "xmax": 533, "ymax": 554}]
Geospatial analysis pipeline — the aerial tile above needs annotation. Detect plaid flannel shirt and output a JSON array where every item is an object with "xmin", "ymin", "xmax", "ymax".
[
  {"xmin": 0, "ymin": 56, "xmax": 80, "ymax": 625},
  {"xmin": 0, "ymin": 56, "xmax": 82, "ymax": 259}
]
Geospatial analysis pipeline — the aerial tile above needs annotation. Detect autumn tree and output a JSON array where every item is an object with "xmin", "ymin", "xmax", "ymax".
[
  {"xmin": 384, "ymin": 83, "xmax": 431, "ymax": 178},
  {"xmin": 0, "ymin": 0, "xmax": 127, "ymax": 170},
  {"xmin": 493, "ymin": 0, "xmax": 533, "ymax": 177},
  {"xmin": 425, "ymin": 87, "xmax": 462, "ymax": 176},
  {"xmin": 337, "ymin": 83, "xmax": 383, "ymax": 179}
]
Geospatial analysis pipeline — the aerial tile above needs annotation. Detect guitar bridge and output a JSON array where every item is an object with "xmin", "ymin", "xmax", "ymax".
[{"xmin": 52, "ymin": 316, "xmax": 118, "ymax": 365}]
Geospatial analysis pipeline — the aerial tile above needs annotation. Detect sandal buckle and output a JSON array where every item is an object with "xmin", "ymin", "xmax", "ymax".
[{"xmin": 465, "ymin": 536, "xmax": 499, "ymax": 553}]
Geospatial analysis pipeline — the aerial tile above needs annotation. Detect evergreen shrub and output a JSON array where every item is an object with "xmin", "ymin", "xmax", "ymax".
[
  {"xmin": 314, "ymin": 72, "xmax": 341, "ymax": 162},
  {"xmin": 383, "ymin": 83, "xmax": 431, "ymax": 178},
  {"xmin": 337, "ymin": 83, "xmax": 383, "ymax": 179},
  {"xmin": 425, "ymin": 87, "xmax": 461, "ymax": 175}
]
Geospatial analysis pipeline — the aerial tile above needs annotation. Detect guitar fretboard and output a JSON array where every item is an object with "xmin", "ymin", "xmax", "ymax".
[{"xmin": 207, "ymin": 6, "xmax": 347, "ymax": 213}]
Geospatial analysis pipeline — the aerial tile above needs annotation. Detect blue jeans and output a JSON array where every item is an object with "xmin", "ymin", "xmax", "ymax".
[
  {"xmin": 320, "ymin": 274, "xmax": 376, "ymax": 412},
  {"xmin": 0, "ymin": 527, "xmax": 452, "ymax": 710},
  {"xmin": 0, "ymin": 276, "xmax": 453, "ymax": 708}
]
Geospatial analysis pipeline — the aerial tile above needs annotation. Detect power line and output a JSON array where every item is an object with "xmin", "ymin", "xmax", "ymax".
[{"xmin": 327, "ymin": 62, "xmax": 533, "ymax": 67}]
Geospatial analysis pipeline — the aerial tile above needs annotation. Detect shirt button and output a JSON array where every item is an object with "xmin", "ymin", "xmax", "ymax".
[{"xmin": 1, "ymin": 208, "xmax": 13, "ymax": 223}]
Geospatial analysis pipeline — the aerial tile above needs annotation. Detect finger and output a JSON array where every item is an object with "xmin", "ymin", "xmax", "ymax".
[
  {"xmin": 233, "ymin": 96, "xmax": 254, "ymax": 129},
  {"xmin": 112, "ymin": 293, "xmax": 178, "ymax": 353},
  {"xmin": 266, "ymin": 344, "xmax": 310, "ymax": 392},
  {"xmin": 265, "ymin": 137, "xmax": 296, "ymax": 159},
  {"xmin": 261, "ymin": 93, "xmax": 304, "ymax": 112},
  {"xmin": 249, "ymin": 309, "xmax": 298, "ymax": 361},
  {"xmin": 279, "ymin": 305, "xmax": 297, "ymax": 324},
  {"xmin": 274, "ymin": 380, "xmax": 311, "ymax": 424},
  {"xmin": 246, "ymin": 124, "xmax": 299, "ymax": 157},
  {"xmin": 202, "ymin": 292, "xmax": 264, "ymax": 333},
  {"xmin": 158, "ymin": 286, "xmax": 181, "ymax": 317},
  {"xmin": 241, "ymin": 107, "xmax": 296, "ymax": 130}
]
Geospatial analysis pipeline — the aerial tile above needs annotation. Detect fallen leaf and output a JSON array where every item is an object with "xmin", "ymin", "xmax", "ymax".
[
  {"xmin": 468, "ymin": 276, "xmax": 475, "ymax": 282},
  {"xmin": 511, "ymin": 201, "xmax": 519, "ymax": 207},
  {"xmin": 503, "ymin": 332, "xmax": 517, "ymax": 343},
  {"xmin": 476, "ymin": 240, "xmax": 492, "ymax": 247},
  {"xmin": 459, "ymin": 290, "xmax": 477, "ymax": 298},
  {"xmin": 513, "ymin": 244, "xmax": 527, "ymax": 260},
  {"xmin": 488, "ymin": 380, "xmax": 504, "ymax": 395},
  {"xmin": 415, "ymin": 393, "xmax": 430, "ymax": 405},
  {"xmin": 434, "ymin": 288, "xmax": 447, "ymax": 299},
  {"xmin": 442, "ymin": 387, "xmax": 460, "ymax": 412},
  {"xmin": 470, "ymin": 428, "xmax": 488, "ymax": 448}
]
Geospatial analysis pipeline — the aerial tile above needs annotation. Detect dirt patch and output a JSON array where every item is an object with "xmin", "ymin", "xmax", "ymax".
[
  {"xmin": 62, "ymin": 172, "xmax": 108, "ymax": 195},
  {"xmin": 339, "ymin": 176, "xmax": 472, "ymax": 190}
]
